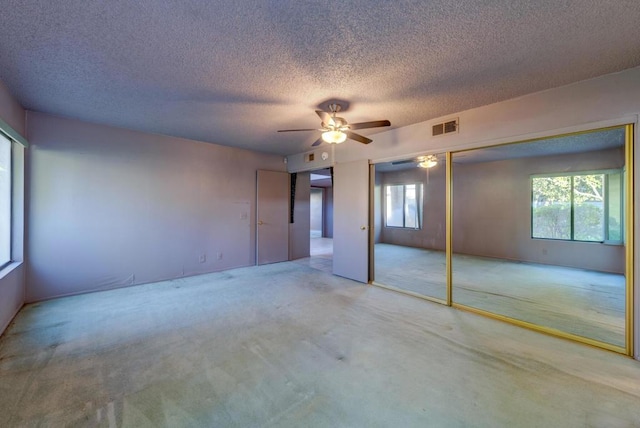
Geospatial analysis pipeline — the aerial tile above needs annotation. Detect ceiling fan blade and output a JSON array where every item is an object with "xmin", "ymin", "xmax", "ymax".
[
  {"xmin": 348, "ymin": 120, "xmax": 391, "ymax": 130},
  {"xmin": 346, "ymin": 131, "xmax": 372, "ymax": 144},
  {"xmin": 311, "ymin": 138, "xmax": 323, "ymax": 147},
  {"xmin": 316, "ymin": 110, "xmax": 335, "ymax": 127},
  {"xmin": 277, "ymin": 128, "xmax": 318, "ymax": 132}
]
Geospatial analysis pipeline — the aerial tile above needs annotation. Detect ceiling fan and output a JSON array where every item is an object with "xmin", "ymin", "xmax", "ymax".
[{"xmin": 278, "ymin": 103, "xmax": 391, "ymax": 147}]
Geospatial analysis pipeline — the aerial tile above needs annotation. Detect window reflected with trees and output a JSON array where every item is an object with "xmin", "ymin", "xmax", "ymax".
[{"xmin": 532, "ymin": 171, "xmax": 622, "ymax": 242}]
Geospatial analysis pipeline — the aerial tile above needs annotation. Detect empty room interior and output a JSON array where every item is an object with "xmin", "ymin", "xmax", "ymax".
[{"xmin": 1, "ymin": 2, "xmax": 640, "ymax": 427}]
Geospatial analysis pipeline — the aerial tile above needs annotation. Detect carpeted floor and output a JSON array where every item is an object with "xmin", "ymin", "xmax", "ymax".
[
  {"xmin": 295, "ymin": 237, "xmax": 333, "ymax": 273},
  {"xmin": 1, "ymin": 261, "xmax": 639, "ymax": 427},
  {"xmin": 374, "ymin": 243, "xmax": 626, "ymax": 348}
]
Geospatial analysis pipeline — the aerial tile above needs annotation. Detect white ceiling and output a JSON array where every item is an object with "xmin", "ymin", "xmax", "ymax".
[{"xmin": 1, "ymin": 1, "xmax": 639, "ymax": 156}]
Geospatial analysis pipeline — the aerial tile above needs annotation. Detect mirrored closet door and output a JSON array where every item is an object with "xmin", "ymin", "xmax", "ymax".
[
  {"xmin": 373, "ymin": 154, "xmax": 447, "ymax": 302},
  {"xmin": 451, "ymin": 126, "xmax": 630, "ymax": 350}
]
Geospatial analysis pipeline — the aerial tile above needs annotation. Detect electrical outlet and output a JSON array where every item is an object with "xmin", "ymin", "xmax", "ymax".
[
  {"xmin": 217, "ymin": 251, "xmax": 223, "ymax": 260},
  {"xmin": 199, "ymin": 254, "xmax": 206, "ymax": 263}
]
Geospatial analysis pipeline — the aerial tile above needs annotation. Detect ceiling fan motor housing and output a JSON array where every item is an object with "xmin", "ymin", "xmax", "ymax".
[{"xmin": 277, "ymin": 102, "xmax": 390, "ymax": 146}]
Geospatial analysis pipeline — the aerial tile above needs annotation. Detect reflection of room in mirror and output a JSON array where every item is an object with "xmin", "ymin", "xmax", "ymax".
[
  {"xmin": 452, "ymin": 126, "xmax": 627, "ymax": 348},
  {"xmin": 373, "ymin": 153, "xmax": 447, "ymax": 302}
]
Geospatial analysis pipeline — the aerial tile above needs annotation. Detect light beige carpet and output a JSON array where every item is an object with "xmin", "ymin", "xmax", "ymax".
[
  {"xmin": 1, "ymin": 261, "xmax": 639, "ymax": 427},
  {"xmin": 374, "ymin": 243, "xmax": 625, "ymax": 347}
]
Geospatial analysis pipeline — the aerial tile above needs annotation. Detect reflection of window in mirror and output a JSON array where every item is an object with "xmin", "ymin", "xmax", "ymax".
[
  {"xmin": 385, "ymin": 183, "xmax": 423, "ymax": 229},
  {"xmin": 531, "ymin": 170, "xmax": 624, "ymax": 243}
]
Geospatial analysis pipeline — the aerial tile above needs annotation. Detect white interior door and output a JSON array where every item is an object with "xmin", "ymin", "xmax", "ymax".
[
  {"xmin": 256, "ymin": 170, "xmax": 289, "ymax": 265},
  {"xmin": 333, "ymin": 159, "xmax": 370, "ymax": 283}
]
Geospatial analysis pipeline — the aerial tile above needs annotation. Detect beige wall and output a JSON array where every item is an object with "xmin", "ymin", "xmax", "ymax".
[
  {"xmin": 26, "ymin": 112, "xmax": 285, "ymax": 302},
  {"xmin": 310, "ymin": 187, "xmax": 323, "ymax": 233}
]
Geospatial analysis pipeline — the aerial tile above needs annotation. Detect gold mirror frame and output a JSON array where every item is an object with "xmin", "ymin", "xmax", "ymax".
[{"xmin": 444, "ymin": 124, "xmax": 634, "ymax": 356}]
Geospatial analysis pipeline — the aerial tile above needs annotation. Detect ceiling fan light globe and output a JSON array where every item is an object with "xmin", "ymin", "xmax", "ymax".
[
  {"xmin": 322, "ymin": 130, "xmax": 347, "ymax": 144},
  {"xmin": 418, "ymin": 155, "xmax": 438, "ymax": 168}
]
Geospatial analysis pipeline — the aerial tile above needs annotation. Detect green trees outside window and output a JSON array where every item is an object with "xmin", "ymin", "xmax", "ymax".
[{"xmin": 532, "ymin": 171, "xmax": 623, "ymax": 242}]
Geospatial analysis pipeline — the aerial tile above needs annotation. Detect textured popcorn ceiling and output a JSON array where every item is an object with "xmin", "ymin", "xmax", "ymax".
[{"xmin": 1, "ymin": 1, "xmax": 639, "ymax": 155}]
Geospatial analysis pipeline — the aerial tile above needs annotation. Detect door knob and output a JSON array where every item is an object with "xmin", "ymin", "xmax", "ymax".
[
  {"xmin": 258, "ymin": 220, "xmax": 264, "ymax": 225},
  {"xmin": 360, "ymin": 226, "xmax": 367, "ymax": 230}
]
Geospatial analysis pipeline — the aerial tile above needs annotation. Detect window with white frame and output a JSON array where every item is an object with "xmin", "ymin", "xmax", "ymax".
[
  {"xmin": 385, "ymin": 183, "xmax": 423, "ymax": 229},
  {"xmin": 531, "ymin": 170, "xmax": 623, "ymax": 243},
  {"xmin": 0, "ymin": 133, "xmax": 11, "ymax": 267}
]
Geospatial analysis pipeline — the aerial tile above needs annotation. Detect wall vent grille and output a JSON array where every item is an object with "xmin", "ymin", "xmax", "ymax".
[{"xmin": 432, "ymin": 118, "xmax": 458, "ymax": 137}]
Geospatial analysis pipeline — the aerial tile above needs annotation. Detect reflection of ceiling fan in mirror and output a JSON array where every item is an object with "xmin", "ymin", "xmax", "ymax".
[{"xmin": 277, "ymin": 103, "xmax": 391, "ymax": 147}]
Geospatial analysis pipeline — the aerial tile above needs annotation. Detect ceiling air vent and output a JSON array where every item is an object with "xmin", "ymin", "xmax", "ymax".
[{"xmin": 432, "ymin": 118, "xmax": 458, "ymax": 137}]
